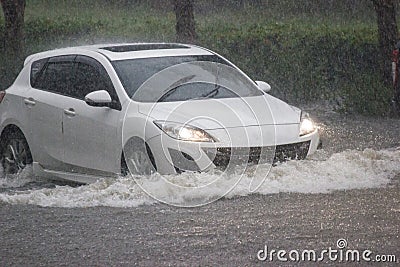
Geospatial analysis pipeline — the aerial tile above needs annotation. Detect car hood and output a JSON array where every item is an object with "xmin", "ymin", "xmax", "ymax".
[{"xmin": 136, "ymin": 94, "xmax": 301, "ymax": 130}]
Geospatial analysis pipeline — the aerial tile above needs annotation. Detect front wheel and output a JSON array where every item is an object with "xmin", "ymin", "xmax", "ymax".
[
  {"xmin": 122, "ymin": 139, "xmax": 156, "ymax": 176},
  {"xmin": 0, "ymin": 133, "xmax": 32, "ymax": 175}
]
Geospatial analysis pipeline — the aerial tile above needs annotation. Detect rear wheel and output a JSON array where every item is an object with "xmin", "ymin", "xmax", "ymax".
[{"xmin": 0, "ymin": 131, "xmax": 32, "ymax": 175}]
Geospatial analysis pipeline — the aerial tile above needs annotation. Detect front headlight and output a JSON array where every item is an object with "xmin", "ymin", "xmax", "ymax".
[
  {"xmin": 154, "ymin": 121, "xmax": 217, "ymax": 142},
  {"xmin": 299, "ymin": 112, "xmax": 316, "ymax": 136}
]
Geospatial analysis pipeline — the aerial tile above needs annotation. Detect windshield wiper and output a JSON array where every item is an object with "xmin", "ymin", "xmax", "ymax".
[
  {"xmin": 158, "ymin": 75, "xmax": 196, "ymax": 102},
  {"xmin": 158, "ymin": 87, "xmax": 179, "ymax": 102},
  {"xmin": 201, "ymin": 85, "xmax": 220, "ymax": 98},
  {"xmin": 190, "ymin": 85, "xmax": 221, "ymax": 101}
]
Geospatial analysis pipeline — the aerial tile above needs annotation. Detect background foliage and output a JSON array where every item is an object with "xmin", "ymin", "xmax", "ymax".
[{"xmin": 0, "ymin": 0, "xmax": 399, "ymax": 115}]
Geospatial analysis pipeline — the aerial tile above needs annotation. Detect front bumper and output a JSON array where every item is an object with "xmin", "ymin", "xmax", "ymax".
[{"xmin": 147, "ymin": 125, "xmax": 319, "ymax": 174}]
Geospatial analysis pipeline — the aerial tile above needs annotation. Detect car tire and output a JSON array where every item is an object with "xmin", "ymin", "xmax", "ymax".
[
  {"xmin": 121, "ymin": 153, "xmax": 129, "ymax": 176},
  {"xmin": 123, "ymin": 139, "xmax": 156, "ymax": 176},
  {"xmin": 0, "ymin": 129, "xmax": 33, "ymax": 175}
]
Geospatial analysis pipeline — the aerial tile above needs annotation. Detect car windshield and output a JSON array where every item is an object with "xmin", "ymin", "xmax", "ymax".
[{"xmin": 112, "ymin": 55, "xmax": 264, "ymax": 102}]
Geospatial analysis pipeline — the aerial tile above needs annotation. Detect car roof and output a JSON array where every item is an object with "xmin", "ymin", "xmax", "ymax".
[{"xmin": 24, "ymin": 43, "xmax": 214, "ymax": 65}]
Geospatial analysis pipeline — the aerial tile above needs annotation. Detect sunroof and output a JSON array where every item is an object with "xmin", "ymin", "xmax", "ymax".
[{"xmin": 101, "ymin": 44, "xmax": 190, "ymax": 52}]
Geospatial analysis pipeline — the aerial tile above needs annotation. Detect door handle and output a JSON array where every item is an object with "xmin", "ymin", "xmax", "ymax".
[
  {"xmin": 24, "ymin": 97, "xmax": 36, "ymax": 107},
  {"xmin": 64, "ymin": 108, "xmax": 76, "ymax": 117}
]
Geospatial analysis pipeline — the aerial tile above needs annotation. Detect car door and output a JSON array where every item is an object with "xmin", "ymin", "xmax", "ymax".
[
  {"xmin": 62, "ymin": 55, "xmax": 122, "ymax": 175},
  {"xmin": 27, "ymin": 56, "xmax": 75, "ymax": 171}
]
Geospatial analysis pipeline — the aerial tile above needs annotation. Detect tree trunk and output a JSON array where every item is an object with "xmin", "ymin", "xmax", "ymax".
[
  {"xmin": 1, "ymin": 0, "xmax": 26, "ymax": 88},
  {"xmin": 1, "ymin": 0, "xmax": 26, "ymax": 58},
  {"xmin": 173, "ymin": 0, "xmax": 197, "ymax": 44},
  {"xmin": 371, "ymin": 0, "xmax": 399, "ymax": 112}
]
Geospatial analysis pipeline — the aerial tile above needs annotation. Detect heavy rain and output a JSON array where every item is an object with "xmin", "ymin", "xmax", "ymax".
[{"xmin": 0, "ymin": 0, "xmax": 399, "ymax": 266}]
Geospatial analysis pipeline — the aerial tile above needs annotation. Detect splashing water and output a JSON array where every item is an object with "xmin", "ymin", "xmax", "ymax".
[
  {"xmin": 0, "ymin": 165, "xmax": 36, "ymax": 189},
  {"xmin": 0, "ymin": 148, "xmax": 399, "ymax": 208}
]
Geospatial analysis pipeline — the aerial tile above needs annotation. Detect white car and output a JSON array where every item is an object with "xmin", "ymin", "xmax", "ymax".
[{"xmin": 0, "ymin": 43, "xmax": 319, "ymax": 183}]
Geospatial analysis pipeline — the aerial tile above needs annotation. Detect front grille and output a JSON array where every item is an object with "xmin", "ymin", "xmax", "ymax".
[
  {"xmin": 204, "ymin": 141, "xmax": 311, "ymax": 171},
  {"xmin": 274, "ymin": 141, "xmax": 310, "ymax": 163}
]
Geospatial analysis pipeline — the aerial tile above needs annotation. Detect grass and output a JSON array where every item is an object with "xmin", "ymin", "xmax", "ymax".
[{"xmin": 0, "ymin": 0, "xmax": 398, "ymax": 115}]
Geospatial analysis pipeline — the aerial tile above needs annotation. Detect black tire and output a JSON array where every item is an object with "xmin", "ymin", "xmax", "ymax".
[
  {"xmin": 0, "ymin": 130, "xmax": 33, "ymax": 175},
  {"xmin": 121, "ymin": 153, "xmax": 129, "ymax": 176}
]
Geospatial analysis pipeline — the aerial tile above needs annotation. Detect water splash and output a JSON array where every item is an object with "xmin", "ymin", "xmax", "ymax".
[
  {"xmin": 0, "ymin": 165, "xmax": 36, "ymax": 189},
  {"xmin": 0, "ymin": 148, "xmax": 399, "ymax": 208}
]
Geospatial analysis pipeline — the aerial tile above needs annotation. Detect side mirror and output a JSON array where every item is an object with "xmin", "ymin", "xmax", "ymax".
[
  {"xmin": 85, "ymin": 90, "xmax": 113, "ymax": 107},
  {"xmin": 255, "ymin": 81, "xmax": 271, "ymax": 93}
]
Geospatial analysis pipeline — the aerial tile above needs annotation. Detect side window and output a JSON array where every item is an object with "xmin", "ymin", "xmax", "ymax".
[
  {"xmin": 30, "ymin": 58, "xmax": 48, "ymax": 86},
  {"xmin": 32, "ymin": 55, "xmax": 120, "ymax": 109},
  {"xmin": 74, "ymin": 56, "xmax": 119, "ymax": 103},
  {"xmin": 33, "ymin": 56, "xmax": 75, "ymax": 95},
  {"xmin": 73, "ymin": 63, "xmax": 110, "ymax": 99}
]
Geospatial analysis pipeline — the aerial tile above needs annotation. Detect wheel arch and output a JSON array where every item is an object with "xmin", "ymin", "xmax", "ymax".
[
  {"xmin": 0, "ymin": 124, "xmax": 29, "ymax": 146},
  {"xmin": 0, "ymin": 118, "xmax": 31, "ymax": 141}
]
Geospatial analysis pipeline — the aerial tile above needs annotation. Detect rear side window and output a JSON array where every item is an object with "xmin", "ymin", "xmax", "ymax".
[
  {"xmin": 30, "ymin": 58, "xmax": 48, "ymax": 86},
  {"xmin": 33, "ymin": 55, "xmax": 76, "ymax": 95}
]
